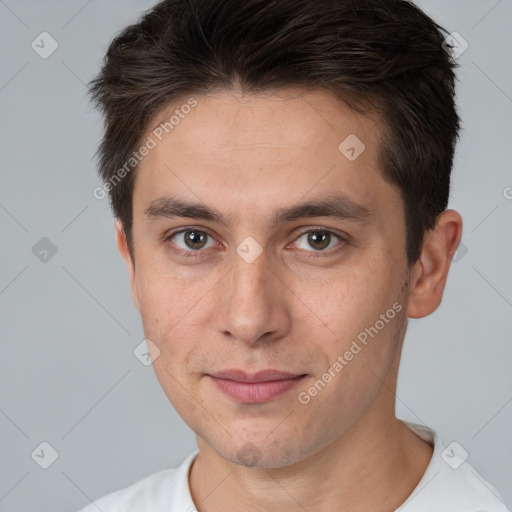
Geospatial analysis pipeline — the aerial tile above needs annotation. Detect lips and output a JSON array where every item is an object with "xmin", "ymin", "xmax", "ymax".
[
  {"xmin": 207, "ymin": 369, "xmax": 307, "ymax": 403},
  {"xmin": 211, "ymin": 369, "xmax": 304, "ymax": 383}
]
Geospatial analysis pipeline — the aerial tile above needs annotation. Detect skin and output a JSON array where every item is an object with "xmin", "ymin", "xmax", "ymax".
[{"xmin": 115, "ymin": 88, "xmax": 463, "ymax": 511}]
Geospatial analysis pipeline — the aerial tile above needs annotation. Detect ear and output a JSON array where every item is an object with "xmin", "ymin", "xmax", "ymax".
[
  {"xmin": 406, "ymin": 209, "xmax": 463, "ymax": 319},
  {"xmin": 115, "ymin": 219, "xmax": 141, "ymax": 312}
]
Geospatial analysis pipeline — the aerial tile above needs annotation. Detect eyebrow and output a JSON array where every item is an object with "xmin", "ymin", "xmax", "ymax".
[{"xmin": 144, "ymin": 194, "xmax": 374, "ymax": 227}]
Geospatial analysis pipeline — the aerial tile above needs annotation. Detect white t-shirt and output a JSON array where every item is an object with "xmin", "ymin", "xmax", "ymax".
[{"xmin": 76, "ymin": 421, "xmax": 509, "ymax": 512}]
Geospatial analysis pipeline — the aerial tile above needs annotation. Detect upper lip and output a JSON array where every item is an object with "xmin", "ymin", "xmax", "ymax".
[{"xmin": 209, "ymin": 369, "xmax": 306, "ymax": 383}]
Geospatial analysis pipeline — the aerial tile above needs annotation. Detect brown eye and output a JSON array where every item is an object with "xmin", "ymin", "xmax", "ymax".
[
  {"xmin": 166, "ymin": 229, "xmax": 216, "ymax": 254},
  {"xmin": 306, "ymin": 231, "xmax": 331, "ymax": 250},
  {"xmin": 182, "ymin": 230, "xmax": 208, "ymax": 250},
  {"xmin": 293, "ymin": 229, "xmax": 346, "ymax": 254}
]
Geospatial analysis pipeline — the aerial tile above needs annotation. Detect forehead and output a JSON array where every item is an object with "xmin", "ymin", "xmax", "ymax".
[
  {"xmin": 150, "ymin": 87, "xmax": 380, "ymax": 154},
  {"xmin": 133, "ymin": 88, "xmax": 400, "ymax": 228}
]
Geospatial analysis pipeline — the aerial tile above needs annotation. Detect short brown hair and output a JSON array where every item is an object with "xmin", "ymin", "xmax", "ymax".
[{"xmin": 89, "ymin": 0, "xmax": 461, "ymax": 267}]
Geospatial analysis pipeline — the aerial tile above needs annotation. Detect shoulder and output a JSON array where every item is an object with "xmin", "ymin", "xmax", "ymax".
[
  {"xmin": 76, "ymin": 468, "xmax": 179, "ymax": 511},
  {"xmin": 400, "ymin": 461, "xmax": 510, "ymax": 512},
  {"xmin": 445, "ymin": 462, "xmax": 510, "ymax": 511},
  {"xmin": 75, "ymin": 451, "xmax": 198, "ymax": 512},
  {"xmin": 398, "ymin": 422, "xmax": 509, "ymax": 512}
]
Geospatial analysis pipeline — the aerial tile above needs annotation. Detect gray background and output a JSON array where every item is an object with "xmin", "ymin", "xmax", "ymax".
[{"xmin": 0, "ymin": 1, "xmax": 511, "ymax": 511}]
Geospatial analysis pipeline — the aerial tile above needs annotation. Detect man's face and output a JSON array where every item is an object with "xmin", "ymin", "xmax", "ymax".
[{"xmin": 122, "ymin": 88, "xmax": 412, "ymax": 467}]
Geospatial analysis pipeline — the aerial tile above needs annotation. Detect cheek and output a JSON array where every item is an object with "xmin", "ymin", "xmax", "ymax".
[
  {"xmin": 311, "ymin": 268, "xmax": 393, "ymax": 343},
  {"xmin": 136, "ymin": 262, "xmax": 192, "ymax": 322},
  {"xmin": 306, "ymin": 271, "xmax": 406, "ymax": 399},
  {"xmin": 135, "ymin": 271, "xmax": 216, "ymax": 378},
  {"xmin": 136, "ymin": 274, "xmax": 187, "ymax": 359},
  {"xmin": 299, "ymin": 309, "xmax": 405, "ymax": 431}
]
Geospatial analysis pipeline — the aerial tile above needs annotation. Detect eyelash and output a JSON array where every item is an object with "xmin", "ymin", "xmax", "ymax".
[{"xmin": 163, "ymin": 227, "xmax": 348, "ymax": 259}]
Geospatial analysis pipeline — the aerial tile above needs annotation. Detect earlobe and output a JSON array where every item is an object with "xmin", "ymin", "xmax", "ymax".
[
  {"xmin": 406, "ymin": 209, "xmax": 463, "ymax": 319},
  {"xmin": 115, "ymin": 219, "xmax": 141, "ymax": 312}
]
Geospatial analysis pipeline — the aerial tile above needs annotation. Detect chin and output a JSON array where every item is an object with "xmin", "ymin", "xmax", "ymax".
[{"xmin": 208, "ymin": 433, "xmax": 317, "ymax": 469}]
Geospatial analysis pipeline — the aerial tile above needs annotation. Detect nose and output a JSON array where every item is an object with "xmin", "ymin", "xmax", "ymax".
[{"xmin": 215, "ymin": 248, "xmax": 291, "ymax": 345}]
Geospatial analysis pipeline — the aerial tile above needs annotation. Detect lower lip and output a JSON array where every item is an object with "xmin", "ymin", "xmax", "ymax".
[{"xmin": 209, "ymin": 375, "xmax": 306, "ymax": 403}]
